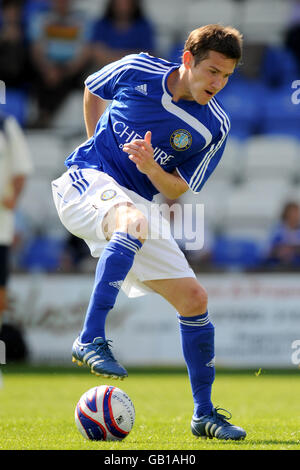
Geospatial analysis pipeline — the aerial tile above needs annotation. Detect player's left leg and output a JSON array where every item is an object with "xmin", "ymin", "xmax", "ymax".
[
  {"xmin": 144, "ymin": 277, "xmax": 214, "ymax": 416},
  {"xmin": 143, "ymin": 277, "xmax": 246, "ymax": 440}
]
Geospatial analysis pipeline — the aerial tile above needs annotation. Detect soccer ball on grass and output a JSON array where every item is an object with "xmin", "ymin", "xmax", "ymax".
[{"xmin": 75, "ymin": 385, "xmax": 135, "ymax": 441}]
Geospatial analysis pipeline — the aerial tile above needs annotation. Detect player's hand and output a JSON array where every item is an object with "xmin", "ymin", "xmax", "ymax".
[{"xmin": 123, "ymin": 131, "xmax": 159, "ymax": 175}]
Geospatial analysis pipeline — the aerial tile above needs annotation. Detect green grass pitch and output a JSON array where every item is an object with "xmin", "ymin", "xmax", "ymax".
[{"xmin": 0, "ymin": 365, "xmax": 299, "ymax": 450}]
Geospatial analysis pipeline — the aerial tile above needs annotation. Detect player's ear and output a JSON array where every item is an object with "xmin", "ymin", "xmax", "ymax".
[{"xmin": 182, "ymin": 50, "xmax": 194, "ymax": 70}]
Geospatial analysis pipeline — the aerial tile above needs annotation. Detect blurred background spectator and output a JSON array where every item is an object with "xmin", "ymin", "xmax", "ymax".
[
  {"xmin": 0, "ymin": 0, "xmax": 34, "ymax": 90},
  {"xmin": 264, "ymin": 201, "xmax": 300, "ymax": 269},
  {"xmin": 60, "ymin": 233, "xmax": 92, "ymax": 272},
  {"xmin": 91, "ymin": 0, "xmax": 156, "ymax": 67},
  {"xmin": 26, "ymin": 0, "xmax": 92, "ymax": 127},
  {"xmin": 0, "ymin": 111, "xmax": 33, "ymax": 329},
  {"xmin": 0, "ymin": 0, "xmax": 35, "ymax": 126}
]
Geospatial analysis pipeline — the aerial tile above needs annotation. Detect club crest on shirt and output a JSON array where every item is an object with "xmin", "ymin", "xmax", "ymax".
[
  {"xmin": 170, "ymin": 129, "xmax": 192, "ymax": 151},
  {"xmin": 100, "ymin": 189, "xmax": 117, "ymax": 201}
]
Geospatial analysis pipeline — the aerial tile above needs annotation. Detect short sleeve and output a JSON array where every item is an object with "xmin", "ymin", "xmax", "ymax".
[
  {"xmin": 176, "ymin": 134, "xmax": 228, "ymax": 194},
  {"xmin": 84, "ymin": 55, "xmax": 135, "ymax": 100}
]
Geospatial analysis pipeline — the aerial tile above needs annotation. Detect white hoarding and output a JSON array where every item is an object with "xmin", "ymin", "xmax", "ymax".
[{"xmin": 5, "ymin": 273, "xmax": 300, "ymax": 368}]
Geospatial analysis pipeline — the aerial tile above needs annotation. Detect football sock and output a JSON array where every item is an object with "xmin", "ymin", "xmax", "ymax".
[
  {"xmin": 178, "ymin": 311, "xmax": 215, "ymax": 417},
  {"xmin": 79, "ymin": 231, "xmax": 143, "ymax": 344}
]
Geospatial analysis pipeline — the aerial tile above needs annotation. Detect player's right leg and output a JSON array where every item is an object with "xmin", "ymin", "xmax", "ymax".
[
  {"xmin": 72, "ymin": 202, "xmax": 148, "ymax": 379},
  {"xmin": 51, "ymin": 168, "xmax": 148, "ymax": 378}
]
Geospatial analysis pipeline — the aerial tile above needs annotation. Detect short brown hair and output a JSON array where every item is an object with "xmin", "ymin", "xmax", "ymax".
[{"xmin": 184, "ymin": 24, "xmax": 243, "ymax": 65}]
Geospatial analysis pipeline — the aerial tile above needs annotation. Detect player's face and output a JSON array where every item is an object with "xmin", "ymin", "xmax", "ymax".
[{"xmin": 183, "ymin": 50, "xmax": 236, "ymax": 104}]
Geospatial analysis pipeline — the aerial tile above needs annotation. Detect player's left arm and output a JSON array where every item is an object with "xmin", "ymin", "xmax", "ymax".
[{"xmin": 123, "ymin": 131, "xmax": 189, "ymax": 199}]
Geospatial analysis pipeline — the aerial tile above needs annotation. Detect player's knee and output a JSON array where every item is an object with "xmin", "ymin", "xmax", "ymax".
[
  {"xmin": 116, "ymin": 207, "xmax": 148, "ymax": 243},
  {"xmin": 126, "ymin": 211, "xmax": 148, "ymax": 243},
  {"xmin": 181, "ymin": 283, "xmax": 208, "ymax": 316},
  {"xmin": 104, "ymin": 203, "xmax": 148, "ymax": 242}
]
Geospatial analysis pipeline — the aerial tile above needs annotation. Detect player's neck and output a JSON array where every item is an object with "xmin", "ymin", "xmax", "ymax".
[{"xmin": 167, "ymin": 66, "xmax": 193, "ymax": 102}]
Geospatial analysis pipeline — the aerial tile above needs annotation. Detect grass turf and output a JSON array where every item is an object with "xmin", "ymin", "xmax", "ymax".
[{"xmin": 0, "ymin": 365, "xmax": 299, "ymax": 451}]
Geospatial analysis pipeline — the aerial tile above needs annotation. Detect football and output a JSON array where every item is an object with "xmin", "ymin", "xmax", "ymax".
[{"xmin": 75, "ymin": 385, "xmax": 135, "ymax": 441}]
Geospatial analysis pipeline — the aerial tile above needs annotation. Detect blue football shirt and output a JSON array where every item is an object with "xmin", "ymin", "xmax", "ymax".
[{"xmin": 65, "ymin": 53, "xmax": 231, "ymax": 201}]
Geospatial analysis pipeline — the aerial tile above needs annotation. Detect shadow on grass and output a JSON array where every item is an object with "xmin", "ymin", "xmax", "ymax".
[{"xmin": 1, "ymin": 363, "xmax": 300, "ymax": 376}]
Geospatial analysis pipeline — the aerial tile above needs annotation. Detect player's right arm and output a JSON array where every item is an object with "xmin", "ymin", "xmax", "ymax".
[
  {"xmin": 83, "ymin": 55, "xmax": 141, "ymax": 138},
  {"xmin": 83, "ymin": 86, "xmax": 107, "ymax": 138},
  {"xmin": 83, "ymin": 56, "xmax": 129, "ymax": 139}
]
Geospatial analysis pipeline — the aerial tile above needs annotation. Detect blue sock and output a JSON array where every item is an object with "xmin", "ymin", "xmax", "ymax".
[
  {"xmin": 178, "ymin": 311, "xmax": 215, "ymax": 417},
  {"xmin": 79, "ymin": 232, "xmax": 142, "ymax": 344}
]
